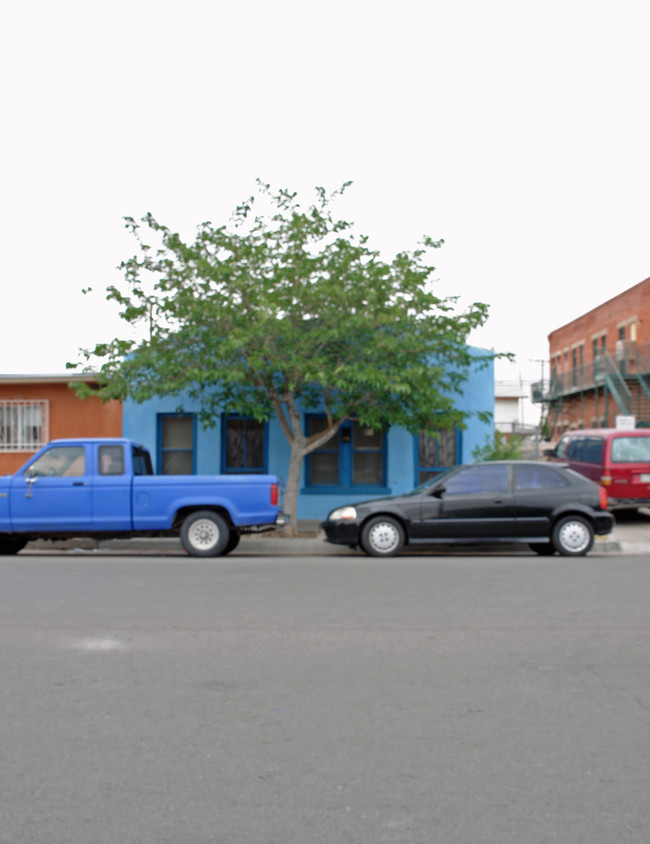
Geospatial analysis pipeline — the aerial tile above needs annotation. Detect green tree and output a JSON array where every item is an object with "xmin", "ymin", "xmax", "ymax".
[
  {"xmin": 471, "ymin": 430, "xmax": 523, "ymax": 461},
  {"xmin": 71, "ymin": 182, "xmax": 497, "ymax": 534}
]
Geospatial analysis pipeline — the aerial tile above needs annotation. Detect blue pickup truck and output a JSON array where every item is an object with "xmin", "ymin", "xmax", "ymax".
[{"xmin": 0, "ymin": 438, "xmax": 287, "ymax": 556}]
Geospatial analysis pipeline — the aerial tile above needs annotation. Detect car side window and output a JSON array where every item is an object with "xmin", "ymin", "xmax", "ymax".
[
  {"xmin": 514, "ymin": 465, "xmax": 568, "ymax": 490},
  {"xmin": 566, "ymin": 438, "xmax": 585, "ymax": 459},
  {"xmin": 581, "ymin": 437, "xmax": 604, "ymax": 464},
  {"xmin": 444, "ymin": 464, "xmax": 510, "ymax": 495},
  {"xmin": 555, "ymin": 437, "xmax": 570, "ymax": 458}
]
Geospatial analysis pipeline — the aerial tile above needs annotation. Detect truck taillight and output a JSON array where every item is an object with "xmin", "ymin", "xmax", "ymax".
[
  {"xmin": 271, "ymin": 483, "xmax": 279, "ymax": 506},
  {"xmin": 599, "ymin": 486, "xmax": 608, "ymax": 510}
]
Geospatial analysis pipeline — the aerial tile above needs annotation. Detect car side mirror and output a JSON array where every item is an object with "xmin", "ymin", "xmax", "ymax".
[
  {"xmin": 431, "ymin": 486, "xmax": 445, "ymax": 498},
  {"xmin": 543, "ymin": 448, "xmax": 556, "ymax": 457}
]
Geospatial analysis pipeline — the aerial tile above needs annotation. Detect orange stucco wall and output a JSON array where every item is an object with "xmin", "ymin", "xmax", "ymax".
[{"xmin": 0, "ymin": 382, "xmax": 122, "ymax": 475}]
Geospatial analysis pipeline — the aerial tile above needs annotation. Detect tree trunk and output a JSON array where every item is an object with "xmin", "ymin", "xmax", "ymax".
[{"xmin": 281, "ymin": 443, "xmax": 308, "ymax": 537}]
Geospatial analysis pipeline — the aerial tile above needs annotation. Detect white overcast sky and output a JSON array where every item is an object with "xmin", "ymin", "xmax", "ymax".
[{"xmin": 2, "ymin": 0, "xmax": 649, "ymax": 384}]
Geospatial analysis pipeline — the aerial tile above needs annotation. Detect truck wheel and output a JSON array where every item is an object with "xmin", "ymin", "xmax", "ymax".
[
  {"xmin": 180, "ymin": 511, "xmax": 230, "ymax": 557},
  {"xmin": 223, "ymin": 531, "xmax": 240, "ymax": 555},
  {"xmin": 0, "ymin": 538, "xmax": 27, "ymax": 555}
]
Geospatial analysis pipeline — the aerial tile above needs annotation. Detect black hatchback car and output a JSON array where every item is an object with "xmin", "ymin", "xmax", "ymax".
[{"xmin": 321, "ymin": 461, "xmax": 614, "ymax": 557}]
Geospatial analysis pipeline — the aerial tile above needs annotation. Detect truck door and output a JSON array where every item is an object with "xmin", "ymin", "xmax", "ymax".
[
  {"xmin": 9, "ymin": 444, "xmax": 92, "ymax": 531},
  {"xmin": 92, "ymin": 443, "xmax": 132, "ymax": 530}
]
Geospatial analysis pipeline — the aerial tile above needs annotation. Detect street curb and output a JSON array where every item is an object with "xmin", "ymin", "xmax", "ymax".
[{"xmin": 24, "ymin": 531, "xmax": 629, "ymax": 556}]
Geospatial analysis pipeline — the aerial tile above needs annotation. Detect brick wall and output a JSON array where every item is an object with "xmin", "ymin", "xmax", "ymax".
[{"xmin": 549, "ymin": 276, "xmax": 650, "ymax": 374}]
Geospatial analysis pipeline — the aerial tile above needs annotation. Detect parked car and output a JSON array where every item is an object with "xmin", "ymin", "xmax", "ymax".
[
  {"xmin": 321, "ymin": 461, "xmax": 614, "ymax": 557},
  {"xmin": 544, "ymin": 428, "xmax": 650, "ymax": 508}
]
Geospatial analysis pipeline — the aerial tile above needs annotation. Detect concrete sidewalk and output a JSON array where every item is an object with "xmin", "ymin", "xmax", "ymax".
[{"xmin": 23, "ymin": 515, "xmax": 650, "ymax": 556}]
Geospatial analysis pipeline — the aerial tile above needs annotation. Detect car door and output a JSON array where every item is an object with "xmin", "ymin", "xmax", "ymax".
[
  {"xmin": 9, "ymin": 444, "xmax": 92, "ymax": 531},
  {"xmin": 418, "ymin": 463, "xmax": 514, "ymax": 539},
  {"xmin": 512, "ymin": 463, "xmax": 572, "ymax": 536}
]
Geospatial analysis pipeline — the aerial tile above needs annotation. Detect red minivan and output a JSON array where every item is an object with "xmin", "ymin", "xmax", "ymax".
[{"xmin": 546, "ymin": 428, "xmax": 650, "ymax": 507}]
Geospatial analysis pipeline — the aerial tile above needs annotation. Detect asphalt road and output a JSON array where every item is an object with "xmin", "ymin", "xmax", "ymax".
[{"xmin": 2, "ymin": 552, "xmax": 649, "ymax": 844}]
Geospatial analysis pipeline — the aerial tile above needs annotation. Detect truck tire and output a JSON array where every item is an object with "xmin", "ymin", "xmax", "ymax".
[
  {"xmin": 180, "ymin": 511, "xmax": 230, "ymax": 557},
  {"xmin": 0, "ymin": 538, "xmax": 27, "ymax": 555},
  {"xmin": 223, "ymin": 531, "xmax": 241, "ymax": 555}
]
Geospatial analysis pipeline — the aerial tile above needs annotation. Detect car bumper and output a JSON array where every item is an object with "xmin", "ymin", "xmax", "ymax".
[
  {"xmin": 593, "ymin": 512, "xmax": 615, "ymax": 535},
  {"xmin": 320, "ymin": 519, "xmax": 361, "ymax": 546}
]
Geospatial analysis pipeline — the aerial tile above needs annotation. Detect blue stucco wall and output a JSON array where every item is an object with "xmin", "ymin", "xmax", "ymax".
[{"xmin": 122, "ymin": 346, "xmax": 494, "ymax": 520}]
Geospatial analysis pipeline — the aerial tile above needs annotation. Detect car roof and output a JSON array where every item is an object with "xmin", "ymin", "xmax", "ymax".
[{"xmin": 559, "ymin": 428, "xmax": 650, "ymax": 437}]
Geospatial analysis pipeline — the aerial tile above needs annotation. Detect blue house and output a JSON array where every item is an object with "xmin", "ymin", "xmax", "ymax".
[{"xmin": 122, "ymin": 347, "xmax": 494, "ymax": 520}]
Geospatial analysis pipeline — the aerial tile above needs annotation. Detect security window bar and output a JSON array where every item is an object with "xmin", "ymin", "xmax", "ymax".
[
  {"xmin": 0, "ymin": 400, "xmax": 49, "ymax": 451},
  {"xmin": 224, "ymin": 417, "xmax": 266, "ymax": 473},
  {"xmin": 417, "ymin": 429, "xmax": 458, "ymax": 485}
]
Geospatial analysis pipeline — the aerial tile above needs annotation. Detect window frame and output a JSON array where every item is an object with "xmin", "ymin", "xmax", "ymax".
[
  {"xmin": 304, "ymin": 415, "xmax": 388, "ymax": 494},
  {"xmin": 0, "ymin": 400, "xmax": 49, "ymax": 452},
  {"xmin": 414, "ymin": 428, "xmax": 461, "ymax": 486},
  {"xmin": 221, "ymin": 414, "xmax": 268, "ymax": 474},
  {"xmin": 157, "ymin": 413, "xmax": 197, "ymax": 475}
]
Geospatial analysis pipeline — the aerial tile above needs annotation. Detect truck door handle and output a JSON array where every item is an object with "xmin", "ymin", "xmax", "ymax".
[{"xmin": 73, "ymin": 481, "xmax": 86, "ymax": 486}]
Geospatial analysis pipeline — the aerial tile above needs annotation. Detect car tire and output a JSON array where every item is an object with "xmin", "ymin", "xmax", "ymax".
[
  {"xmin": 551, "ymin": 516, "xmax": 594, "ymax": 557},
  {"xmin": 360, "ymin": 516, "xmax": 405, "ymax": 557},
  {"xmin": 529, "ymin": 543, "xmax": 556, "ymax": 556},
  {"xmin": 180, "ymin": 510, "xmax": 230, "ymax": 557}
]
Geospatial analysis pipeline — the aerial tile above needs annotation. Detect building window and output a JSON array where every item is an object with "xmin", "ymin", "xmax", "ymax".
[
  {"xmin": 158, "ymin": 414, "xmax": 196, "ymax": 474},
  {"xmin": 0, "ymin": 400, "xmax": 48, "ymax": 452},
  {"xmin": 223, "ymin": 416, "xmax": 267, "ymax": 473},
  {"xmin": 306, "ymin": 416, "xmax": 386, "ymax": 488},
  {"xmin": 416, "ymin": 429, "xmax": 459, "ymax": 485}
]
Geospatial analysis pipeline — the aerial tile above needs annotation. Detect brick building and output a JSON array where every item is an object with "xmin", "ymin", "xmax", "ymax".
[
  {"xmin": 0, "ymin": 374, "xmax": 122, "ymax": 474},
  {"xmin": 533, "ymin": 276, "xmax": 650, "ymax": 440}
]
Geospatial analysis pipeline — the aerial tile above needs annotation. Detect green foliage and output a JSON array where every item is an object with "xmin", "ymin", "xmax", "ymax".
[
  {"xmin": 472, "ymin": 430, "xmax": 523, "ymax": 462},
  {"xmin": 70, "ymin": 181, "xmax": 503, "ymax": 531}
]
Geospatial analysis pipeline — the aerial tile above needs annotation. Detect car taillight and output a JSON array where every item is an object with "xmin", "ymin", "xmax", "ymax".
[
  {"xmin": 599, "ymin": 486, "xmax": 608, "ymax": 510},
  {"xmin": 271, "ymin": 483, "xmax": 279, "ymax": 506}
]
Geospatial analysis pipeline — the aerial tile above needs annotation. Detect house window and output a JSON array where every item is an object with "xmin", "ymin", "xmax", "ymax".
[
  {"xmin": 223, "ymin": 416, "xmax": 267, "ymax": 473},
  {"xmin": 0, "ymin": 400, "xmax": 48, "ymax": 451},
  {"xmin": 416, "ymin": 429, "xmax": 459, "ymax": 485},
  {"xmin": 306, "ymin": 416, "xmax": 386, "ymax": 488},
  {"xmin": 158, "ymin": 414, "xmax": 196, "ymax": 474}
]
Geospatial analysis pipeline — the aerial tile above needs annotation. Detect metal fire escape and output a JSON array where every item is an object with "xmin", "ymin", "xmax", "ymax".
[{"xmin": 532, "ymin": 341, "xmax": 650, "ymax": 434}]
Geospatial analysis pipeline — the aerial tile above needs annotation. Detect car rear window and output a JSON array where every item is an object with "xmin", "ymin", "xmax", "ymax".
[
  {"xmin": 514, "ymin": 465, "xmax": 569, "ymax": 490},
  {"xmin": 610, "ymin": 437, "xmax": 650, "ymax": 463}
]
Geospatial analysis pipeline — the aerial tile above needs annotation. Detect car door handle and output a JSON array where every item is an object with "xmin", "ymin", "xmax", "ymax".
[{"xmin": 73, "ymin": 481, "xmax": 86, "ymax": 486}]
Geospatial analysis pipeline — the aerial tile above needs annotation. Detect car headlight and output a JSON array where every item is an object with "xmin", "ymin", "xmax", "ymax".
[{"xmin": 328, "ymin": 505, "xmax": 357, "ymax": 521}]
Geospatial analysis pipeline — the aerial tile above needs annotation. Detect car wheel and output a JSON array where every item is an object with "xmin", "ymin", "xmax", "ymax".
[
  {"xmin": 551, "ymin": 516, "xmax": 594, "ymax": 557},
  {"xmin": 180, "ymin": 511, "xmax": 230, "ymax": 557},
  {"xmin": 529, "ymin": 543, "xmax": 555, "ymax": 556},
  {"xmin": 360, "ymin": 516, "xmax": 405, "ymax": 557}
]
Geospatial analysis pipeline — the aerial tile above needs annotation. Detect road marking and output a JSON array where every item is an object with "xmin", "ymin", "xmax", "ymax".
[{"xmin": 74, "ymin": 638, "xmax": 125, "ymax": 652}]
